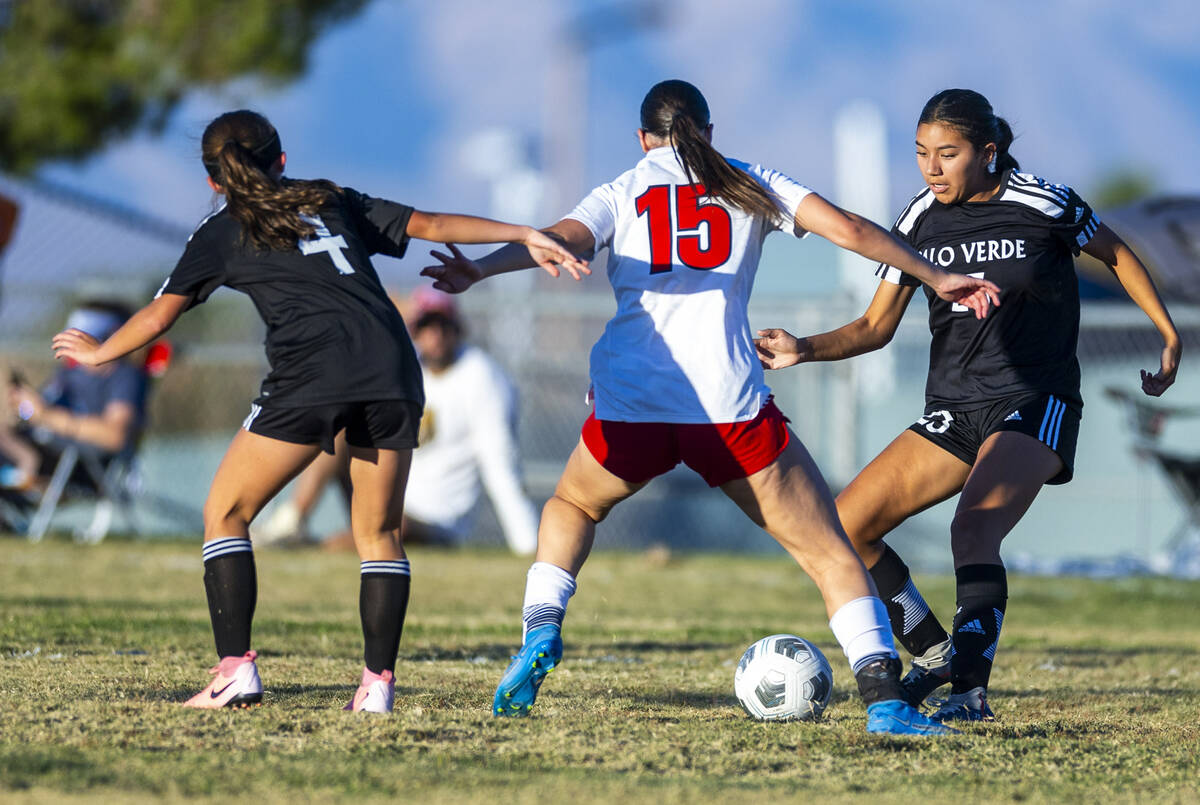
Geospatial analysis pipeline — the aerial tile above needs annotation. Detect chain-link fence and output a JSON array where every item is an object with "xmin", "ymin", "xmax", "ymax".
[{"xmin": 2, "ymin": 174, "xmax": 1197, "ymax": 567}]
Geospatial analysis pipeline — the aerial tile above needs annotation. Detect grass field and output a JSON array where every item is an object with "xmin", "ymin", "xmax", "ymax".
[{"xmin": 2, "ymin": 537, "xmax": 1199, "ymax": 803}]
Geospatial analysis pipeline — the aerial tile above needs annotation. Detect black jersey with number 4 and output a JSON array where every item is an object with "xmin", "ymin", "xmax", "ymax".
[
  {"xmin": 876, "ymin": 170, "xmax": 1100, "ymax": 410},
  {"xmin": 158, "ymin": 187, "xmax": 423, "ymax": 409}
]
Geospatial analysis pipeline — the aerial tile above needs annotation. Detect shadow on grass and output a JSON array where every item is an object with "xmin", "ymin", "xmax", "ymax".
[{"xmin": 992, "ymin": 685, "xmax": 1200, "ymax": 699}]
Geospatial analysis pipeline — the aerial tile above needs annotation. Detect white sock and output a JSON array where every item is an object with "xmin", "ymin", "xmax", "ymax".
[
  {"xmin": 521, "ymin": 561, "xmax": 576, "ymax": 640},
  {"xmin": 829, "ymin": 596, "xmax": 898, "ymax": 673}
]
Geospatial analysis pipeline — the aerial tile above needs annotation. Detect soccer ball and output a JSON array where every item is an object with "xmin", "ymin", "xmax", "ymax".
[{"xmin": 734, "ymin": 634, "xmax": 833, "ymax": 721}]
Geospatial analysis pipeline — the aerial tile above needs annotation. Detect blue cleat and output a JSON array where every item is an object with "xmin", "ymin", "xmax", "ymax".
[
  {"xmin": 867, "ymin": 699, "xmax": 961, "ymax": 736},
  {"xmin": 492, "ymin": 625, "xmax": 563, "ymax": 717}
]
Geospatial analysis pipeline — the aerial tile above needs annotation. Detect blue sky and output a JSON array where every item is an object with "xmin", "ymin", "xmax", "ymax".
[{"xmin": 40, "ymin": 0, "xmax": 1200, "ymax": 238}]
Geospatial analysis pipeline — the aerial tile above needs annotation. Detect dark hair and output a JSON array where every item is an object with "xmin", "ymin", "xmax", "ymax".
[
  {"xmin": 200, "ymin": 110, "xmax": 343, "ymax": 252},
  {"xmin": 76, "ymin": 298, "xmax": 133, "ymax": 322},
  {"xmin": 918, "ymin": 89, "xmax": 1019, "ymax": 174},
  {"xmin": 639, "ymin": 80, "xmax": 782, "ymax": 221}
]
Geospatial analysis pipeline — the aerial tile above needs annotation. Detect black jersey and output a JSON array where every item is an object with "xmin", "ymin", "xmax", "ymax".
[
  {"xmin": 876, "ymin": 170, "xmax": 1100, "ymax": 410},
  {"xmin": 159, "ymin": 187, "xmax": 423, "ymax": 409}
]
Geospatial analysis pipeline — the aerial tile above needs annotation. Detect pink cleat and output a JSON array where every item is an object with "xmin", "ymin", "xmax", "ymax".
[
  {"xmin": 344, "ymin": 667, "xmax": 394, "ymax": 713},
  {"xmin": 183, "ymin": 651, "xmax": 263, "ymax": 709}
]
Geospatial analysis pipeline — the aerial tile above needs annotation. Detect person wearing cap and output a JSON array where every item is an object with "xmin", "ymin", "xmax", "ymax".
[
  {"xmin": 2, "ymin": 299, "xmax": 147, "ymax": 491},
  {"xmin": 256, "ymin": 287, "xmax": 540, "ymax": 555}
]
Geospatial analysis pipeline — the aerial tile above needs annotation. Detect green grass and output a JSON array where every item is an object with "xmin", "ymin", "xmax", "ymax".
[{"xmin": 2, "ymin": 538, "xmax": 1199, "ymax": 803}]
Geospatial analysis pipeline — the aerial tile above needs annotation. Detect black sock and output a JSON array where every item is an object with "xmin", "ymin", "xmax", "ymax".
[
  {"xmin": 360, "ymin": 559, "xmax": 411, "ymax": 674},
  {"xmin": 868, "ymin": 544, "xmax": 949, "ymax": 658},
  {"xmin": 854, "ymin": 654, "xmax": 905, "ymax": 706},
  {"xmin": 950, "ymin": 564, "xmax": 1007, "ymax": 693},
  {"xmin": 201, "ymin": 538, "xmax": 257, "ymax": 658}
]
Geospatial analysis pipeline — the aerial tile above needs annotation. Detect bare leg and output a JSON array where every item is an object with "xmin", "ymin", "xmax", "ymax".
[
  {"xmin": 291, "ymin": 444, "xmax": 343, "ymax": 517},
  {"xmin": 346, "ymin": 445, "xmax": 411, "ymax": 562},
  {"xmin": 0, "ymin": 427, "xmax": 40, "ymax": 483},
  {"xmin": 951, "ymin": 431, "xmax": 1062, "ymax": 566},
  {"xmin": 203, "ymin": 430, "xmax": 322, "ymax": 541},
  {"xmin": 836, "ymin": 430, "xmax": 971, "ymax": 567},
  {"xmin": 535, "ymin": 439, "xmax": 646, "ymax": 576},
  {"xmin": 720, "ymin": 435, "xmax": 873, "ymax": 617}
]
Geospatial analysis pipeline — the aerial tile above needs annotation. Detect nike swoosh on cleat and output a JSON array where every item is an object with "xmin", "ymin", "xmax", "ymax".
[{"xmin": 209, "ymin": 680, "xmax": 236, "ymax": 699}]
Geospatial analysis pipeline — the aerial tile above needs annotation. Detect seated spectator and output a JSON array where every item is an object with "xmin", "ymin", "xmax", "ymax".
[
  {"xmin": 255, "ymin": 288, "xmax": 539, "ymax": 554},
  {"xmin": 2, "ymin": 300, "xmax": 148, "ymax": 492}
]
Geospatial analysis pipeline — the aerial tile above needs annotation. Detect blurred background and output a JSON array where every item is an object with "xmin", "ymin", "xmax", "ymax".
[{"xmin": 1, "ymin": 0, "xmax": 1198, "ymax": 569}]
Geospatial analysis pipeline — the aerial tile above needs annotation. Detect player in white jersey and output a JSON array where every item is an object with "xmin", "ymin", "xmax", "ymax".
[
  {"xmin": 757, "ymin": 89, "xmax": 1180, "ymax": 722},
  {"xmin": 423, "ymin": 80, "xmax": 998, "ymax": 735}
]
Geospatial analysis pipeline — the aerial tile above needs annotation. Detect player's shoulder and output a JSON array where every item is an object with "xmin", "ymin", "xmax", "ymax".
[
  {"xmin": 996, "ymin": 170, "xmax": 1084, "ymax": 219},
  {"xmin": 893, "ymin": 186, "xmax": 938, "ymax": 235},
  {"xmin": 726, "ymin": 157, "xmax": 800, "ymax": 185},
  {"xmin": 186, "ymin": 204, "xmax": 236, "ymax": 246}
]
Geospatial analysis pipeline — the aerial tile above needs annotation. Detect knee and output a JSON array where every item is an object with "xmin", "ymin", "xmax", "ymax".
[
  {"xmin": 203, "ymin": 495, "xmax": 250, "ymax": 534},
  {"xmin": 547, "ymin": 490, "xmax": 609, "ymax": 524},
  {"xmin": 949, "ymin": 510, "xmax": 1002, "ymax": 562},
  {"xmin": 837, "ymin": 509, "xmax": 887, "ymax": 562}
]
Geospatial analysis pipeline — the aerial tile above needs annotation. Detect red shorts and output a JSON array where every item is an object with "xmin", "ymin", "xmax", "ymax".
[{"xmin": 581, "ymin": 399, "xmax": 791, "ymax": 487}]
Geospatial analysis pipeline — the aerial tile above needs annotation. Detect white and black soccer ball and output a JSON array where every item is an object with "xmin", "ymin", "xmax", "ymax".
[{"xmin": 734, "ymin": 633, "xmax": 833, "ymax": 722}]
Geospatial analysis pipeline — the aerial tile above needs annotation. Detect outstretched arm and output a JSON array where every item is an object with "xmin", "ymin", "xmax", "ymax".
[
  {"xmin": 51, "ymin": 293, "xmax": 189, "ymax": 367},
  {"xmin": 407, "ymin": 212, "xmax": 590, "ymax": 281},
  {"xmin": 793, "ymin": 193, "xmax": 999, "ymax": 318},
  {"xmin": 1083, "ymin": 224, "xmax": 1180, "ymax": 396},
  {"xmin": 421, "ymin": 219, "xmax": 595, "ymax": 294},
  {"xmin": 756, "ymin": 281, "xmax": 916, "ymax": 369}
]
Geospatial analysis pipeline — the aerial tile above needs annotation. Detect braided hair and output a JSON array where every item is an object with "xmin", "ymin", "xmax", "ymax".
[{"xmin": 200, "ymin": 110, "xmax": 343, "ymax": 252}]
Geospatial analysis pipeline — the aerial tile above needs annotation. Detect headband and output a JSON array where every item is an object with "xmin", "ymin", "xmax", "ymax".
[{"xmin": 202, "ymin": 130, "xmax": 282, "ymax": 181}]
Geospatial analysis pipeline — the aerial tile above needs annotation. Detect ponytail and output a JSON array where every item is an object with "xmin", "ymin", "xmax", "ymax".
[
  {"xmin": 641, "ymin": 80, "xmax": 783, "ymax": 222},
  {"xmin": 992, "ymin": 116, "xmax": 1020, "ymax": 173},
  {"xmin": 201, "ymin": 110, "xmax": 342, "ymax": 253},
  {"xmin": 919, "ymin": 89, "xmax": 1019, "ymax": 174}
]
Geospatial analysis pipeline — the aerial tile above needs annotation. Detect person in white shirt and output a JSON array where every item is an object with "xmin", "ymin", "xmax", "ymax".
[
  {"xmin": 422, "ymin": 79, "xmax": 998, "ymax": 734},
  {"xmin": 254, "ymin": 288, "xmax": 539, "ymax": 555}
]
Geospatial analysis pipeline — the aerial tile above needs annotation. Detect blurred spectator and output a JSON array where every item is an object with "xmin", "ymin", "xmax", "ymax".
[
  {"xmin": 255, "ymin": 287, "xmax": 539, "ymax": 554},
  {"xmin": 1, "ymin": 300, "xmax": 148, "ymax": 492}
]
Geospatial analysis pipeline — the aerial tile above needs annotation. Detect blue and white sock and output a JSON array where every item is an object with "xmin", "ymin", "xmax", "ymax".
[
  {"xmin": 521, "ymin": 561, "xmax": 576, "ymax": 640},
  {"xmin": 829, "ymin": 595, "xmax": 899, "ymax": 674}
]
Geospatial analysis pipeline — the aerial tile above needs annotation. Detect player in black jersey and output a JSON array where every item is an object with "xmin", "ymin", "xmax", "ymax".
[
  {"xmin": 51, "ymin": 110, "xmax": 587, "ymax": 713},
  {"xmin": 756, "ymin": 89, "xmax": 1181, "ymax": 722}
]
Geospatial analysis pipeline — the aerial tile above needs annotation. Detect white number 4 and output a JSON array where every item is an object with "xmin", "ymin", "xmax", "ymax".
[
  {"xmin": 951, "ymin": 272, "xmax": 985, "ymax": 313},
  {"xmin": 298, "ymin": 214, "xmax": 354, "ymax": 275}
]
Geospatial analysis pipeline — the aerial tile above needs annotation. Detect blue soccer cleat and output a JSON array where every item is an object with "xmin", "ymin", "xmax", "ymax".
[
  {"xmin": 492, "ymin": 625, "xmax": 563, "ymax": 717},
  {"xmin": 867, "ymin": 699, "xmax": 961, "ymax": 736}
]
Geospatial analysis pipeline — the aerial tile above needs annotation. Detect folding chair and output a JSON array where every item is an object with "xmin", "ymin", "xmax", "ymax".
[
  {"xmin": 24, "ymin": 340, "xmax": 188, "ymax": 543},
  {"xmin": 1106, "ymin": 387, "xmax": 1200, "ymax": 550}
]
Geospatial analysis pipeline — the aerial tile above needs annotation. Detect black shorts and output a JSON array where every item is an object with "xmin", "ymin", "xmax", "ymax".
[
  {"xmin": 908, "ymin": 393, "xmax": 1081, "ymax": 485},
  {"xmin": 241, "ymin": 400, "xmax": 421, "ymax": 454}
]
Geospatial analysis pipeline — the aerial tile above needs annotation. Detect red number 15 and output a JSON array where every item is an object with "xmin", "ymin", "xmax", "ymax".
[{"xmin": 635, "ymin": 184, "xmax": 733, "ymax": 274}]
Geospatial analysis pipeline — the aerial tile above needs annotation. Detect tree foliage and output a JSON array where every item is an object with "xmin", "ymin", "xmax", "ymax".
[{"xmin": 0, "ymin": 0, "xmax": 368, "ymax": 172}]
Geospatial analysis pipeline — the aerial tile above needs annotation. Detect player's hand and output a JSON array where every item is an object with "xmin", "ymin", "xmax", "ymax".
[
  {"xmin": 930, "ymin": 273, "xmax": 1001, "ymax": 319},
  {"xmin": 51, "ymin": 328, "xmax": 103, "ymax": 367},
  {"xmin": 1141, "ymin": 340, "xmax": 1181, "ymax": 397},
  {"xmin": 754, "ymin": 328, "xmax": 812, "ymax": 369},
  {"xmin": 522, "ymin": 228, "xmax": 590, "ymax": 280},
  {"xmin": 421, "ymin": 243, "xmax": 484, "ymax": 294}
]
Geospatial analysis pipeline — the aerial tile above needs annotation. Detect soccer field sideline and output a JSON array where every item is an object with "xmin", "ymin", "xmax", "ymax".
[{"xmin": 2, "ymin": 538, "xmax": 1199, "ymax": 803}]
